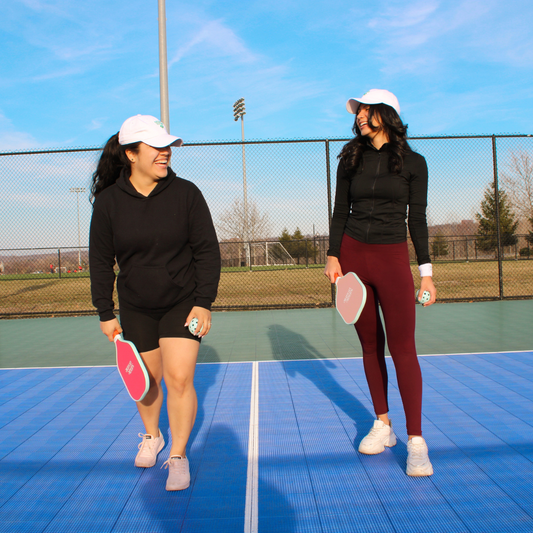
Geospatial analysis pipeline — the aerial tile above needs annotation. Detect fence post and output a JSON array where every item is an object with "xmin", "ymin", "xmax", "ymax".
[
  {"xmin": 325, "ymin": 139, "xmax": 335, "ymax": 306},
  {"xmin": 465, "ymin": 237, "xmax": 469, "ymax": 261},
  {"xmin": 305, "ymin": 239, "xmax": 309, "ymax": 268},
  {"xmin": 325, "ymin": 140, "xmax": 332, "ymax": 231},
  {"xmin": 58, "ymin": 249, "xmax": 62, "ymax": 279},
  {"xmin": 492, "ymin": 135, "xmax": 504, "ymax": 299}
]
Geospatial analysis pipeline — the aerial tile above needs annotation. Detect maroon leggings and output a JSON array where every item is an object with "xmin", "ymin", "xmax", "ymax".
[{"xmin": 339, "ymin": 234, "xmax": 423, "ymax": 436}]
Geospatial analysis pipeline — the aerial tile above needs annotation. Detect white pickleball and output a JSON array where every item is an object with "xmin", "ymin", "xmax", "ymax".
[{"xmin": 416, "ymin": 290, "xmax": 431, "ymax": 304}]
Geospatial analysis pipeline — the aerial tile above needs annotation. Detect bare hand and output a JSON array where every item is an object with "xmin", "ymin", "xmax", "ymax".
[
  {"xmin": 324, "ymin": 256, "xmax": 343, "ymax": 284},
  {"xmin": 419, "ymin": 276, "xmax": 437, "ymax": 307},
  {"xmin": 100, "ymin": 317, "xmax": 121, "ymax": 341},
  {"xmin": 185, "ymin": 306, "xmax": 212, "ymax": 338}
]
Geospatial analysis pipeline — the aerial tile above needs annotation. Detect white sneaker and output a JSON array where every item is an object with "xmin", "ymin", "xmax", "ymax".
[
  {"xmin": 135, "ymin": 430, "xmax": 165, "ymax": 468},
  {"xmin": 407, "ymin": 436, "xmax": 433, "ymax": 476},
  {"xmin": 163, "ymin": 455, "xmax": 190, "ymax": 491},
  {"xmin": 358, "ymin": 419, "xmax": 397, "ymax": 454}
]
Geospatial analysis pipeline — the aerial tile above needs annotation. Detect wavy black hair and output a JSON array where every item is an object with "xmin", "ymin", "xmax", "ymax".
[
  {"xmin": 339, "ymin": 103, "xmax": 411, "ymax": 174},
  {"xmin": 90, "ymin": 133, "xmax": 141, "ymax": 203}
]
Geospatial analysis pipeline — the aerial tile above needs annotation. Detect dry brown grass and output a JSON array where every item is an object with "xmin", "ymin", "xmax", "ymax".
[{"xmin": 1, "ymin": 261, "xmax": 532, "ymax": 316}]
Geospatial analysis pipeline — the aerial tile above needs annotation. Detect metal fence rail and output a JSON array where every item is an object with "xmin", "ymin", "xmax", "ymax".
[{"xmin": 1, "ymin": 134, "xmax": 532, "ymax": 318}]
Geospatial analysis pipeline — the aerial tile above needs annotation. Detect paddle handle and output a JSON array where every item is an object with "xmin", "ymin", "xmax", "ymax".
[{"xmin": 112, "ymin": 329, "xmax": 121, "ymax": 342}]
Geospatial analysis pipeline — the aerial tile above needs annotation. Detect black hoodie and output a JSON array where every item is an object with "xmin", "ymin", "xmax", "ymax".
[{"xmin": 89, "ymin": 168, "xmax": 221, "ymax": 321}]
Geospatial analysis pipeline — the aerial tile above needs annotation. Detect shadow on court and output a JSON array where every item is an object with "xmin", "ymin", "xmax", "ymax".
[
  {"xmin": 268, "ymin": 325, "xmax": 376, "ymax": 450},
  {"xmin": 132, "ymin": 349, "xmax": 294, "ymax": 533}
]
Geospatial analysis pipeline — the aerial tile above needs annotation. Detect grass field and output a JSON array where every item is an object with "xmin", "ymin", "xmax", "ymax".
[{"xmin": 1, "ymin": 260, "xmax": 532, "ymax": 317}]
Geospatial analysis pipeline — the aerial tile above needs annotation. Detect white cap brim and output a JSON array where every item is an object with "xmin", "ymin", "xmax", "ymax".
[
  {"xmin": 142, "ymin": 134, "xmax": 183, "ymax": 148},
  {"xmin": 346, "ymin": 99, "xmax": 361, "ymax": 115},
  {"xmin": 119, "ymin": 132, "xmax": 183, "ymax": 147}
]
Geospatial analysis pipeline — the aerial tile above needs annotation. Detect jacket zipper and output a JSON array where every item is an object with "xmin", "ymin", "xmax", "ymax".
[{"xmin": 366, "ymin": 153, "xmax": 381, "ymax": 241}]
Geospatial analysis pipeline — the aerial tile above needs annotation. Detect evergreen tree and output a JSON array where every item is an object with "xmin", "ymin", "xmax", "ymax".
[
  {"xmin": 278, "ymin": 227, "xmax": 317, "ymax": 264},
  {"xmin": 526, "ymin": 217, "xmax": 533, "ymax": 245},
  {"xmin": 476, "ymin": 183, "xmax": 518, "ymax": 251},
  {"xmin": 431, "ymin": 233, "xmax": 449, "ymax": 258}
]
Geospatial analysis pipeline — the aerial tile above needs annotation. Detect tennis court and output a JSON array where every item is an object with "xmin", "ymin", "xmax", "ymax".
[{"xmin": 0, "ymin": 300, "xmax": 532, "ymax": 532}]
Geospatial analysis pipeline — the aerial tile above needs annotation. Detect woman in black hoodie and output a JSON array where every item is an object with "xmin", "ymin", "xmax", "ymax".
[{"xmin": 89, "ymin": 115, "xmax": 221, "ymax": 491}]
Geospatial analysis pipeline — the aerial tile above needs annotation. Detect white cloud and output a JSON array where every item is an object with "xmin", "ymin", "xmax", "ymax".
[
  {"xmin": 368, "ymin": 0, "xmax": 440, "ymax": 30},
  {"xmin": 0, "ymin": 113, "xmax": 39, "ymax": 151},
  {"xmin": 88, "ymin": 118, "xmax": 107, "ymax": 131},
  {"xmin": 169, "ymin": 19, "xmax": 258, "ymax": 68},
  {"xmin": 364, "ymin": 0, "xmax": 533, "ymax": 74}
]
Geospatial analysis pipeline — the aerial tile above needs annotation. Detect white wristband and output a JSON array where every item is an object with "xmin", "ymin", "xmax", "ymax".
[{"xmin": 418, "ymin": 263, "xmax": 433, "ymax": 277}]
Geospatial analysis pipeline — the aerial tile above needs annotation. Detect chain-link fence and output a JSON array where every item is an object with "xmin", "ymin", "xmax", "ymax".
[{"xmin": 1, "ymin": 135, "xmax": 532, "ymax": 318}]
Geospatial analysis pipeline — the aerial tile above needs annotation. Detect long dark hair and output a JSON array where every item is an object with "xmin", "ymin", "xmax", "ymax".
[
  {"xmin": 90, "ymin": 133, "xmax": 140, "ymax": 203},
  {"xmin": 339, "ymin": 103, "xmax": 411, "ymax": 174}
]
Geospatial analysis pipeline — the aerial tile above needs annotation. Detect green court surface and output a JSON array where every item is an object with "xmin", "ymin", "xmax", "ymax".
[{"xmin": 1, "ymin": 300, "xmax": 531, "ymax": 368}]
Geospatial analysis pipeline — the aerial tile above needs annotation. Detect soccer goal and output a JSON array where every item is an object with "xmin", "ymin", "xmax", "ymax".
[{"xmin": 250, "ymin": 241, "xmax": 295, "ymax": 266}]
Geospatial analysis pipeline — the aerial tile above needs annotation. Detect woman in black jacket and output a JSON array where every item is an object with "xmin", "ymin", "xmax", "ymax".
[
  {"xmin": 89, "ymin": 115, "xmax": 221, "ymax": 491},
  {"xmin": 324, "ymin": 90, "xmax": 436, "ymax": 476}
]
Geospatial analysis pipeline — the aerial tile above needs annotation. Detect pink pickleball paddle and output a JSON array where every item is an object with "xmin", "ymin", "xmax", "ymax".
[
  {"xmin": 334, "ymin": 272, "xmax": 367, "ymax": 324},
  {"xmin": 113, "ymin": 329, "xmax": 150, "ymax": 402}
]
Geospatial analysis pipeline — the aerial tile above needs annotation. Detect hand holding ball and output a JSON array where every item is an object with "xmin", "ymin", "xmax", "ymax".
[
  {"xmin": 416, "ymin": 290, "xmax": 431, "ymax": 305},
  {"xmin": 188, "ymin": 317, "xmax": 200, "ymax": 335}
]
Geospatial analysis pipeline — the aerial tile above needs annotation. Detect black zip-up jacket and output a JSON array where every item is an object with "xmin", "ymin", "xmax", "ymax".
[
  {"xmin": 328, "ymin": 142, "xmax": 431, "ymax": 265},
  {"xmin": 89, "ymin": 168, "xmax": 221, "ymax": 321}
]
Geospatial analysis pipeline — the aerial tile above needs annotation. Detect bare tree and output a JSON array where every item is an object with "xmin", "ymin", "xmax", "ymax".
[
  {"xmin": 500, "ymin": 150, "xmax": 533, "ymax": 221},
  {"xmin": 216, "ymin": 198, "xmax": 272, "ymax": 241}
]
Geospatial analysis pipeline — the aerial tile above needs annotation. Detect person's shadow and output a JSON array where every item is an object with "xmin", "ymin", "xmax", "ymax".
[
  {"xmin": 267, "ymin": 324, "xmax": 376, "ymax": 448},
  {"xmin": 130, "ymin": 348, "xmax": 295, "ymax": 532},
  {"xmin": 126, "ymin": 348, "xmax": 223, "ymax": 531}
]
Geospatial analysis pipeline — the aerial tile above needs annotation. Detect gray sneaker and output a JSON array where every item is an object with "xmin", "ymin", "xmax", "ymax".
[
  {"xmin": 358, "ymin": 419, "xmax": 397, "ymax": 454},
  {"xmin": 163, "ymin": 455, "xmax": 190, "ymax": 491},
  {"xmin": 407, "ymin": 436, "xmax": 434, "ymax": 476},
  {"xmin": 135, "ymin": 430, "xmax": 165, "ymax": 468}
]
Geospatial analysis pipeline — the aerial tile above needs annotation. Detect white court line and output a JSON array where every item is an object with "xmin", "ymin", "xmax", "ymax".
[
  {"xmin": 244, "ymin": 361, "xmax": 259, "ymax": 533},
  {"xmin": 2, "ymin": 350, "xmax": 532, "ymax": 371}
]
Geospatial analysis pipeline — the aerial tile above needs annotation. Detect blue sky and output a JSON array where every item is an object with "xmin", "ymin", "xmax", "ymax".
[{"xmin": 1, "ymin": 0, "xmax": 533, "ymax": 151}]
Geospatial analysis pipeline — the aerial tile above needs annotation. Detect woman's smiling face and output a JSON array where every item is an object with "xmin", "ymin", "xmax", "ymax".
[
  {"xmin": 129, "ymin": 142, "xmax": 172, "ymax": 180},
  {"xmin": 356, "ymin": 104, "xmax": 382, "ymax": 139}
]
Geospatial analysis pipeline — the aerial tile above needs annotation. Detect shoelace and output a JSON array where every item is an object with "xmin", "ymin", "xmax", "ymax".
[
  {"xmin": 137, "ymin": 433, "xmax": 156, "ymax": 455},
  {"xmin": 408, "ymin": 441, "xmax": 427, "ymax": 460},
  {"xmin": 367, "ymin": 425, "xmax": 389, "ymax": 440},
  {"xmin": 162, "ymin": 455, "xmax": 185, "ymax": 470}
]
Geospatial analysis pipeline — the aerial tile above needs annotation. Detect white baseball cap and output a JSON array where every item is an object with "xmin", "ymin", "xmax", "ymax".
[
  {"xmin": 118, "ymin": 115, "xmax": 183, "ymax": 147},
  {"xmin": 346, "ymin": 89, "xmax": 400, "ymax": 116}
]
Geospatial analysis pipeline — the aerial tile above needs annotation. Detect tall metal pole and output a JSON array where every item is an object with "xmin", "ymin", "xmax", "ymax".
[
  {"xmin": 158, "ymin": 0, "xmax": 170, "ymax": 131},
  {"xmin": 240, "ymin": 117, "xmax": 249, "ymax": 243},
  {"xmin": 70, "ymin": 187, "xmax": 86, "ymax": 267},
  {"xmin": 233, "ymin": 98, "xmax": 249, "ymax": 267},
  {"xmin": 492, "ymin": 135, "xmax": 504, "ymax": 299}
]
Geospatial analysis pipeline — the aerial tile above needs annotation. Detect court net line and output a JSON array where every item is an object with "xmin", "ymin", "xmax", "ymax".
[{"xmin": 244, "ymin": 361, "xmax": 259, "ymax": 533}]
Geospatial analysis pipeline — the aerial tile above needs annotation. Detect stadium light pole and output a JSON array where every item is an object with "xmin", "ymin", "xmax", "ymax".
[
  {"xmin": 69, "ymin": 187, "xmax": 86, "ymax": 267},
  {"xmin": 158, "ymin": 0, "xmax": 170, "ymax": 131},
  {"xmin": 233, "ymin": 98, "xmax": 250, "ymax": 267}
]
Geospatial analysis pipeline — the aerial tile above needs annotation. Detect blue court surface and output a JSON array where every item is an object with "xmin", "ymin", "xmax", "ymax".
[{"xmin": 1, "ymin": 351, "xmax": 533, "ymax": 532}]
